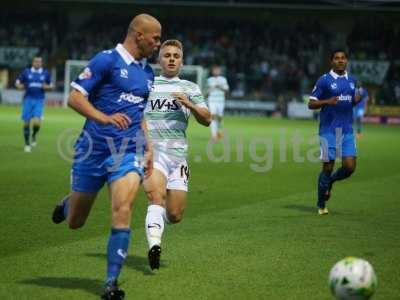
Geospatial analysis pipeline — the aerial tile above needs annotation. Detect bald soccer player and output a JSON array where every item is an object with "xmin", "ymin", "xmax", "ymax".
[{"xmin": 51, "ymin": 14, "xmax": 161, "ymax": 300}]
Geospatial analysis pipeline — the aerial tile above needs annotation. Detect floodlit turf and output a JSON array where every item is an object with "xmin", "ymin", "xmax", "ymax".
[{"xmin": 0, "ymin": 105, "xmax": 399, "ymax": 299}]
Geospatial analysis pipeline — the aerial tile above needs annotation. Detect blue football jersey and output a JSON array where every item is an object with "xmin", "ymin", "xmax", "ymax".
[
  {"xmin": 16, "ymin": 67, "xmax": 51, "ymax": 100},
  {"xmin": 310, "ymin": 70, "xmax": 357, "ymax": 134},
  {"xmin": 355, "ymin": 87, "xmax": 368, "ymax": 110},
  {"xmin": 71, "ymin": 44, "xmax": 154, "ymax": 159}
]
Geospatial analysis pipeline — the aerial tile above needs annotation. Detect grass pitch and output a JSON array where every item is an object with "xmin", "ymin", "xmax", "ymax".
[{"xmin": 0, "ymin": 105, "xmax": 399, "ymax": 299}]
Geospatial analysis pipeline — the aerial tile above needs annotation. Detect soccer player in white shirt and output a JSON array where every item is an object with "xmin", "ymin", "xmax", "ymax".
[
  {"xmin": 206, "ymin": 65, "xmax": 229, "ymax": 141},
  {"xmin": 143, "ymin": 39, "xmax": 211, "ymax": 270}
]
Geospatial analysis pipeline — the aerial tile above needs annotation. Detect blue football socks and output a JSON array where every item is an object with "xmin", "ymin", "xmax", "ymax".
[
  {"xmin": 23, "ymin": 126, "xmax": 30, "ymax": 146},
  {"xmin": 106, "ymin": 228, "xmax": 131, "ymax": 284},
  {"xmin": 32, "ymin": 125, "xmax": 40, "ymax": 140},
  {"xmin": 317, "ymin": 171, "xmax": 331, "ymax": 208}
]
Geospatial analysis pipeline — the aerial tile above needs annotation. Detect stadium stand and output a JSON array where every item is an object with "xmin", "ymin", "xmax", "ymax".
[{"xmin": 0, "ymin": 4, "xmax": 399, "ymax": 106}]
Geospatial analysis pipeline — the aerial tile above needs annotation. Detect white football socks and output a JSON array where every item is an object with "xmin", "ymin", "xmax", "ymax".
[
  {"xmin": 145, "ymin": 204, "xmax": 166, "ymax": 249},
  {"xmin": 211, "ymin": 120, "xmax": 218, "ymax": 139}
]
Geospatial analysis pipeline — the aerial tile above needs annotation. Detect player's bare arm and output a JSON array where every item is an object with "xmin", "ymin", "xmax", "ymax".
[
  {"xmin": 68, "ymin": 89, "xmax": 131, "ymax": 129},
  {"xmin": 308, "ymin": 96, "xmax": 338, "ymax": 110},
  {"xmin": 172, "ymin": 92, "xmax": 211, "ymax": 126},
  {"xmin": 15, "ymin": 80, "xmax": 25, "ymax": 90},
  {"xmin": 42, "ymin": 83, "xmax": 53, "ymax": 91}
]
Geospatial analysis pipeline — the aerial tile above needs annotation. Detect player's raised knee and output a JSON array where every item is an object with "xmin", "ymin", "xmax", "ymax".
[{"xmin": 167, "ymin": 210, "xmax": 184, "ymax": 224}]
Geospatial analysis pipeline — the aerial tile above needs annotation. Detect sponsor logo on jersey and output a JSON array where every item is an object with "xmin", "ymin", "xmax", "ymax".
[
  {"xmin": 118, "ymin": 92, "xmax": 144, "ymax": 104},
  {"xmin": 120, "ymin": 68, "xmax": 128, "ymax": 79},
  {"xmin": 338, "ymin": 94, "xmax": 352, "ymax": 102},
  {"xmin": 150, "ymin": 98, "xmax": 180, "ymax": 111},
  {"xmin": 78, "ymin": 67, "xmax": 92, "ymax": 80}
]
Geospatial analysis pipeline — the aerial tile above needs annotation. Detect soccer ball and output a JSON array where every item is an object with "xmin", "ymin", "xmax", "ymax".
[{"xmin": 329, "ymin": 257, "xmax": 377, "ymax": 300}]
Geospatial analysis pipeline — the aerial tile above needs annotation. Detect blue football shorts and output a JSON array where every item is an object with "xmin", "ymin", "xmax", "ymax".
[
  {"xmin": 71, "ymin": 152, "xmax": 144, "ymax": 193},
  {"xmin": 21, "ymin": 98, "xmax": 45, "ymax": 121},
  {"xmin": 319, "ymin": 132, "xmax": 356, "ymax": 161}
]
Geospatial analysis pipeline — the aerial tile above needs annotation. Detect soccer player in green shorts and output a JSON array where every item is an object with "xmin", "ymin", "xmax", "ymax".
[{"xmin": 143, "ymin": 39, "xmax": 211, "ymax": 270}]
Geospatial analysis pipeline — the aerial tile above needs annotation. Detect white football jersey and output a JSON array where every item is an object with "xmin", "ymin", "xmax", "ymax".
[
  {"xmin": 207, "ymin": 76, "xmax": 229, "ymax": 104},
  {"xmin": 145, "ymin": 75, "xmax": 207, "ymax": 158}
]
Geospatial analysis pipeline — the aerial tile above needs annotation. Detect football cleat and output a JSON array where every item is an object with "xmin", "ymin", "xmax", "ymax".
[
  {"xmin": 318, "ymin": 207, "xmax": 329, "ymax": 215},
  {"xmin": 101, "ymin": 280, "xmax": 125, "ymax": 300},
  {"xmin": 52, "ymin": 203, "xmax": 66, "ymax": 224},
  {"xmin": 24, "ymin": 145, "xmax": 32, "ymax": 153},
  {"xmin": 148, "ymin": 245, "xmax": 161, "ymax": 270},
  {"xmin": 52, "ymin": 196, "xmax": 69, "ymax": 224}
]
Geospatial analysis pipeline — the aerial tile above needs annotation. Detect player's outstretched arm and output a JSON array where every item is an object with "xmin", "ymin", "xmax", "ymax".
[
  {"xmin": 68, "ymin": 89, "xmax": 131, "ymax": 129},
  {"xmin": 172, "ymin": 92, "xmax": 211, "ymax": 126},
  {"xmin": 308, "ymin": 96, "xmax": 338, "ymax": 110}
]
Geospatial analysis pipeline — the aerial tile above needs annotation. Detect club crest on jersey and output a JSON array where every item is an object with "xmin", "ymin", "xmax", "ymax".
[
  {"xmin": 350, "ymin": 82, "xmax": 355, "ymax": 90},
  {"xmin": 120, "ymin": 69, "xmax": 128, "ymax": 79},
  {"xmin": 40, "ymin": 75, "xmax": 45, "ymax": 81},
  {"xmin": 330, "ymin": 83, "xmax": 337, "ymax": 90},
  {"xmin": 78, "ymin": 67, "xmax": 92, "ymax": 80}
]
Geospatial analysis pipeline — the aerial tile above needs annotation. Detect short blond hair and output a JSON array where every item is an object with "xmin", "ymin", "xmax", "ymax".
[{"xmin": 160, "ymin": 39, "xmax": 183, "ymax": 52}]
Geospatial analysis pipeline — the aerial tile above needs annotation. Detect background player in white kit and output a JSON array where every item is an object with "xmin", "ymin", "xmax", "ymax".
[
  {"xmin": 206, "ymin": 65, "xmax": 229, "ymax": 141},
  {"xmin": 143, "ymin": 39, "xmax": 211, "ymax": 270}
]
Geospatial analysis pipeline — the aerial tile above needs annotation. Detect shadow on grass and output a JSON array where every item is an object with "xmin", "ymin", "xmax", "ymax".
[
  {"xmin": 283, "ymin": 204, "xmax": 316, "ymax": 213},
  {"xmin": 19, "ymin": 277, "xmax": 102, "ymax": 296},
  {"xmin": 86, "ymin": 253, "xmax": 167, "ymax": 275},
  {"xmin": 284, "ymin": 204, "xmax": 345, "ymax": 215}
]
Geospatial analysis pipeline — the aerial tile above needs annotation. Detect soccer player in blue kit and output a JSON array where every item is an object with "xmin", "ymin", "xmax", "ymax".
[
  {"xmin": 353, "ymin": 82, "xmax": 369, "ymax": 138},
  {"xmin": 51, "ymin": 14, "xmax": 161, "ymax": 299},
  {"xmin": 308, "ymin": 50, "xmax": 361, "ymax": 215},
  {"xmin": 15, "ymin": 56, "xmax": 52, "ymax": 152}
]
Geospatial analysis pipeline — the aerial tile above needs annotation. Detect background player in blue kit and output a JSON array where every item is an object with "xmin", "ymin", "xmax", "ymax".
[
  {"xmin": 15, "ymin": 56, "xmax": 52, "ymax": 152},
  {"xmin": 51, "ymin": 14, "xmax": 161, "ymax": 300},
  {"xmin": 308, "ymin": 49, "xmax": 361, "ymax": 215},
  {"xmin": 354, "ymin": 82, "xmax": 369, "ymax": 138}
]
